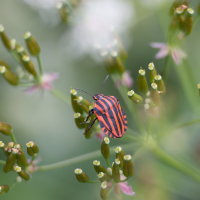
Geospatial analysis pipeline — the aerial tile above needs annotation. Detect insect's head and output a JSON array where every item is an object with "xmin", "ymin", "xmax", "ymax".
[{"xmin": 93, "ymin": 94, "xmax": 104, "ymax": 100}]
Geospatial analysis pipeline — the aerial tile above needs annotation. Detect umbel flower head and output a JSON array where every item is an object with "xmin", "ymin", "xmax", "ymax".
[
  {"xmin": 150, "ymin": 42, "xmax": 187, "ymax": 65},
  {"xmin": 25, "ymin": 73, "xmax": 59, "ymax": 94}
]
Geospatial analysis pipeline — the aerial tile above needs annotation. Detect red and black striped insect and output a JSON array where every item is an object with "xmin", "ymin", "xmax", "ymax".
[{"xmin": 74, "ymin": 75, "xmax": 127, "ymax": 138}]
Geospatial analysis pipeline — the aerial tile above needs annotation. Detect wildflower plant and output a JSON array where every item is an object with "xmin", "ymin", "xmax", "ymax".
[{"xmin": 1, "ymin": 0, "xmax": 200, "ymax": 199}]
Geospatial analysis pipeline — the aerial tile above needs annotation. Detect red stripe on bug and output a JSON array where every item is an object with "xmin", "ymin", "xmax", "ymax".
[{"xmin": 104, "ymin": 97, "xmax": 122, "ymax": 137}]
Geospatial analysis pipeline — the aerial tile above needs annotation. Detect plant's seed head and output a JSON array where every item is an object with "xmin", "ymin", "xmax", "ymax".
[
  {"xmin": 70, "ymin": 89, "xmax": 77, "ymax": 95},
  {"xmin": 0, "ymin": 66, "xmax": 6, "ymax": 74},
  {"xmin": 154, "ymin": 75, "xmax": 162, "ymax": 81},
  {"xmin": 0, "ymin": 24, "xmax": 4, "ymax": 32},
  {"xmin": 151, "ymin": 83, "xmax": 157, "ymax": 90},
  {"xmin": 14, "ymin": 166, "xmax": 21, "ymax": 172},
  {"xmin": 144, "ymin": 104, "xmax": 150, "ymax": 110},
  {"xmin": 22, "ymin": 55, "xmax": 30, "ymax": 62},
  {"xmin": 104, "ymin": 137, "xmax": 110, "ymax": 145},
  {"xmin": 74, "ymin": 168, "xmax": 82, "ymax": 174},
  {"xmin": 127, "ymin": 90, "xmax": 134, "ymax": 97},
  {"xmin": 187, "ymin": 8, "xmax": 194, "ymax": 15},
  {"xmin": 24, "ymin": 32, "xmax": 31, "ymax": 40},
  {"xmin": 26, "ymin": 141, "xmax": 34, "ymax": 148},
  {"xmin": 148, "ymin": 62, "xmax": 155, "ymax": 70},
  {"xmin": 107, "ymin": 168, "xmax": 112, "ymax": 174},
  {"xmin": 77, "ymin": 96, "xmax": 83, "ymax": 103},
  {"xmin": 93, "ymin": 160, "xmax": 100, "ymax": 166},
  {"xmin": 101, "ymin": 181, "xmax": 107, "ymax": 189},
  {"xmin": 8, "ymin": 142, "xmax": 14, "ymax": 148},
  {"xmin": 114, "ymin": 146, "xmax": 122, "ymax": 153},
  {"xmin": 115, "ymin": 158, "xmax": 120, "ymax": 165},
  {"xmin": 16, "ymin": 176, "xmax": 22, "ymax": 182},
  {"xmin": 100, "ymin": 50, "xmax": 108, "ymax": 57},
  {"xmin": 124, "ymin": 155, "xmax": 132, "ymax": 161},
  {"xmin": 0, "ymin": 141, "xmax": 4, "ymax": 147},
  {"xmin": 110, "ymin": 51, "xmax": 118, "ymax": 57},
  {"xmin": 97, "ymin": 172, "xmax": 104, "ymax": 178},
  {"xmin": 74, "ymin": 113, "xmax": 81, "ymax": 118},
  {"xmin": 139, "ymin": 69, "xmax": 145, "ymax": 76}
]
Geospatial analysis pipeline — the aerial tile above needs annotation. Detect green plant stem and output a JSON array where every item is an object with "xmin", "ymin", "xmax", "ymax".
[
  {"xmin": 105, "ymin": 159, "xmax": 111, "ymax": 168},
  {"xmin": 152, "ymin": 145, "xmax": 200, "ymax": 184},
  {"xmin": 172, "ymin": 119, "xmax": 200, "ymax": 130},
  {"xmin": 50, "ymin": 88, "xmax": 70, "ymax": 105},
  {"xmin": 0, "ymin": 160, "xmax": 6, "ymax": 165},
  {"xmin": 11, "ymin": 50, "xmax": 21, "ymax": 63},
  {"xmin": 10, "ymin": 130, "xmax": 17, "ymax": 143},
  {"xmin": 36, "ymin": 54, "xmax": 43, "ymax": 75},
  {"xmin": 107, "ymin": 184, "xmax": 115, "ymax": 197},
  {"xmin": 30, "ymin": 155, "xmax": 36, "ymax": 164},
  {"xmin": 193, "ymin": 15, "xmax": 200, "ymax": 27},
  {"xmin": 87, "ymin": 181, "xmax": 100, "ymax": 183},
  {"xmin": 38, "ymin": 143, "xmax": 134, "ymax": 172},
  {"xmin": 132, "ymin": 146, "xmax": 145, "ymax": 161},
  {"xmin": 10, "ymin": 180, "xmax": 18, "ymax": 191},
  {"xmin": 162, "ymin": 55, "xmax": 171, "ymax": 83},
  {"xmin": 111, "ymin": 74, "xmax": 145, "ymax": 133}
]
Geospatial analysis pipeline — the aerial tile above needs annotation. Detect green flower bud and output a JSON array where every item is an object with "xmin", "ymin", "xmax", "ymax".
[
  {"xmin": 148, "ymin": 62, "xmax": 157, "ymax": 83},
  {"xmin": 0, "ymin": 66, "xmax": 19, "ymax": 86},
  {"xmin": 4, "ymin": 150, "xmax": 17, "ymax": 173},
  {"xmin": 0, "ymin": 141, "xmax": 5, "ymax": 148},
  {"xmin": 100, "ymin": 181, "xmax": 108, "ymax": 200},
  {"xmin": 22, "ymin": 55, "xmax": 37, "ymax": 77},
  {"xmin": 57, "ymin": 2, "xmax": 70, "ymax": 23},
  {"xmin": 74, "ymin": 168, "xmax": 89, "ymax": 183},
  {"xmin": 198, "ymin": 2, "xmax": 200, "ymax": 14},
  {"xmin": 112, "ymin": 158, "xmax": 120, "ymax": 183},
  {"xmin": 197, "ymin": 84, "xmax": 200, "ymax": 96},
  {"xmin": 154, "ymin": 75, "xmax": 166, "ymax": 94},
  {"xmin": 77, "ymin": 96, "xmax": 90, "ymax": 113},
  {"xmin": 16, "ymin": 150, "xmax": 28, "ymax": 167},
  {"xmin": 84, "ymin": 117, "xmax": 94, "ymax": 139},
  {"xmin": 0, "ymin": 122, "xmax": 12, "ymax": 135},
  {"xmin": 14, "ymin": 166, "xmax": 30, "ymax": 181},
  {"xmin": 101, "ymin": 137, "xmax": 110, "ymax": 159},
  {"xmin": 97, "ymin": 172, "xmax": 112, "ymax": 182},
  {"xmin": 74, "ymin": 113, "xmax": 85, "ymax": 129},
  {"xmin": 182, "ymin": 8, "xmax": 194, "ymax": 35},
  {"xmin": 24, "ymin": 32, "xmax": 40, "ymax": 56},
  {"xmin": 16, "ymin": 45, "xmax": 29, "ymax": 62},
  {"xmin": 151, "ymin": 83, "xmax": 161, "ymax": 106},
  {"xmin": 0, "ymin": 185, "xmax": 10, "ymax": 194},
  {"xmin": 26, "ymin": 141, "xmax": 39, "ymax": 156},
  {"xmin": 137, "ymin": 69, "xmax": 149, "ymax": 94},
  {"xmin": 70, "ymin": 89, "xmax": 83, "ymax": 114},
  {"xmin": 0, "ymin": 25, "xmax": 11, "ymax": 50},
  {"xmin": 0, "ymin": 59, "xmax": 10, "ymax": 70},
  {"xmin": 127, "ymin": 90, "xmax": 143, "ymax": 104},
  {"xmin": 110, "ymin": 51, "xmax": 125, "ymax": 74},
  {"xmin": 123, "ymin": 155, "xmax": 134, "ymax": 177},
  {"xmin": 93, "ymin": 160, "xmax": 107, "ymax": 174},
  {"xmin": 115, "ymin": 146, "xmax": 125, "ymax": 168}
]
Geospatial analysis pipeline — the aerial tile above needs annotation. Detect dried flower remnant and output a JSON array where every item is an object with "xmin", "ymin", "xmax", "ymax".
[
  {"xmin": 25, "ymin": 73, "xmax": 59, "ymax": 94},
  {"xmin": 150, "ymin": 42, "xmax": 187, "ymax": 65}
]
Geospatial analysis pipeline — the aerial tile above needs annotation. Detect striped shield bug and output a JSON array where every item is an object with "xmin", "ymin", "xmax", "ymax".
[{"xmin": 74, "ymin": 75, "xmax": 127, "ymax": 138}]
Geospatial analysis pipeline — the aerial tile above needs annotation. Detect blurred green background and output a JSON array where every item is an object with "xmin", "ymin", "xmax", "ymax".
[{"xmin": 1, "ymin": 0, "xmax": 200, "ymax": 199}]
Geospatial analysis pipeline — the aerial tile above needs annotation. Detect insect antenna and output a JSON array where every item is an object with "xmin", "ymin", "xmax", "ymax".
[
  {"xmin": 74, "ymin": 88, "xmax": 93, "ymax": 97},
  {"xmin": 99, "ymin": 75, "xmax": 109, "ymax": 94}
]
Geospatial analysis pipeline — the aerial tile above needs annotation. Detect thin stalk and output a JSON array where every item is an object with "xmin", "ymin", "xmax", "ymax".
[
  {"xmin": 105, "ymin": 159, "xmax": 111, "ymax": 168},
  {"xmin": 50, "ymin": 88, "xmax": 70, "ymax": 105},
  {"xmin": 193, "ymin": 15, "xmax": 200, "ymax": 27},
  {"xmin": 38, "ymin": 143, "xmax": 134, "ymax": 171},
  {"xmin": 30, "ymin": 155, "xmax": 36, "ymax": 164},
  {"xmin": 161, "ymin": 55, "xmax": 171, "ymax": 83},
  {"xmin": 10, "ymin": 130, "xmax": 17, "ymax": 143},
  {"xmin": 36, "ymin": 55, "xmax": 43, "ymax": 75},
  {"xmin": 0, "ymin": 160, "xmax": 6, "ymax": 165},
  {"xmin": 87, "ymin": 181, "xmax": 100, "ymax": 184},
  {"xmin": 10, "ymin": 180, "xmax": 18, "ymax": 191},
  {"xmin": 107, "ymin": 184, "xmax": 115, "ymax": 197},
  {"xmin": 152, "ymin": 145, "xmax": 200, "ymax": 184}
]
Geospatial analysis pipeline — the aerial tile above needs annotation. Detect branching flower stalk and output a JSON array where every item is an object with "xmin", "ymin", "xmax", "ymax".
[{"xmin": 1, "ymin": 0, "xmax": 200, "ymax": 199}]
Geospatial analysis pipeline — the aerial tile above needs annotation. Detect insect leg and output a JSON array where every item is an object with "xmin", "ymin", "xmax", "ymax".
[
  {"xmin": 84, "ymin": 117, "xmax": 97, "ymax": 134},
  {"xmin": 80, "ymin": 109, "xmax": 94, "ymax": 124}
]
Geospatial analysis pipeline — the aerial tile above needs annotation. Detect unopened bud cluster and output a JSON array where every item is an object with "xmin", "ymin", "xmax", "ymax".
[
  {"xmin": 0, "ymin": 24, "xmax": 43, "ymax": 86},
  {"xmin": 71, "ymin": 89, "xmax": 98, "ymax": 139},
  {"xmin": 0, "ymin": 123, "xmax": 40, "ymax": 194},
  {"xmin": 75, "ymin": 138, "xmax": 134, "ymax": 200},
  {"xmin": 128, "ymin": 63, "xmax": 165, "ymax": 117}
]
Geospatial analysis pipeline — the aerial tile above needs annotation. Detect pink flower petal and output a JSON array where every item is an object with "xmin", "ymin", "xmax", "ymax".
[
  {"xmin": 42, "ymin": 83, "xmax": 53, "ymax": 91},
  {"xmin": 119, "ymin": 182, "xmax": 135, "ymax": 196},
  {"xmin": 150, "ymin": 42, "xmax": 167, "ymax": 49},
  {"xmin": 155, "ymin": 47, "xmax": 170, "ymax": 59},
  {"xmin": 122, "ymin": 71, "xmax": 133, "ymax": 88},
  {"xmin": 171, "ymin": 47, "xmax": 187, "ymax": 65},
  {"xmin": 94, "ymin": 131, "xmax": 106, "ymax": 142},
  {"xmin": 42, "ymin": 73, "xmax": 59, "ymax": 82},
  {"xmin": 25, "ymin": 85, "xmax": 39, "ymax": 94}
]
